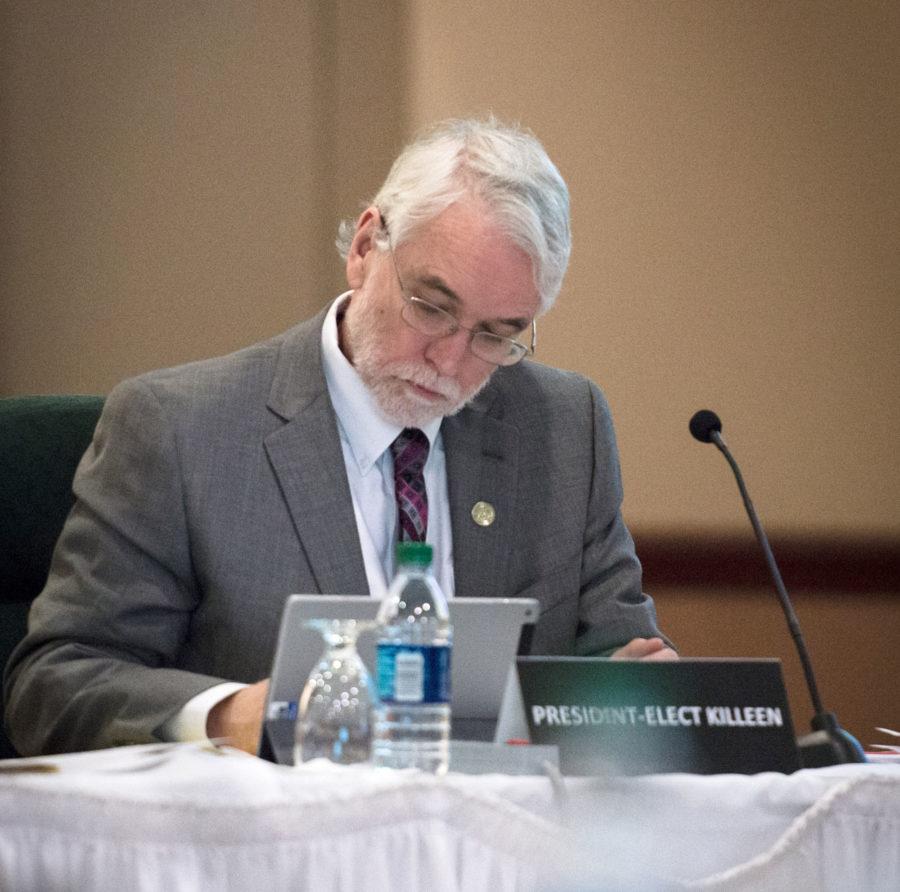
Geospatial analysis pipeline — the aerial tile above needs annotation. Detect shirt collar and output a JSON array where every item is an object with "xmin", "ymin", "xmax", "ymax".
[{"xmin": 321, "ymin": 293, "xmax": 442, "ymax": 475}]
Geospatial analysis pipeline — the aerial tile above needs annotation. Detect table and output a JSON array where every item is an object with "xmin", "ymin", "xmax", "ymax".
[{"xmin": 1, "ymin": 744, "xmax": 897, "ymax": 890}]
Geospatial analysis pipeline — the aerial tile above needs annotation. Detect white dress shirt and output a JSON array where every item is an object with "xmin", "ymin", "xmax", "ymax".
[
  {"xmin": 161, "ymin": 294, "xmax": 455, "ymax": 742},
  {"xmin": 320, "ymin": 293, "xmax": 455, "ymax": 599}
]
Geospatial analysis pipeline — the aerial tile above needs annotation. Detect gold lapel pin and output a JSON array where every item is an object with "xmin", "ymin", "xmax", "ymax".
[{"xmin": 471, "ymin": 501, "xmax": 496, "ymax": 527}]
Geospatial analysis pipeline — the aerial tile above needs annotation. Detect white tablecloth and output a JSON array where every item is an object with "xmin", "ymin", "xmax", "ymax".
[{"xmin": 0, "ymin": 744, "xmax": 897, "ymax": 891}]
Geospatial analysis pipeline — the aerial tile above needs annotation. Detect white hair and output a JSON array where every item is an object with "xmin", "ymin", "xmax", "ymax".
[{"xmin": 336, "ymin": 118, "xmax": 571, "ymax": 314}]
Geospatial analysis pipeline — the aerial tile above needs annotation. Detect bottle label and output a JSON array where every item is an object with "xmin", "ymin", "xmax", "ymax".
[{"xmin": 376, "ymin": 644, "xmax": 451, "ymax": 705}]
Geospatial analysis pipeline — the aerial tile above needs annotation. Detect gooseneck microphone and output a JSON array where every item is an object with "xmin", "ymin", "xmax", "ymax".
[{"xmin": 689, "ymin": 409, "xmax": 865, "ymax": 766}]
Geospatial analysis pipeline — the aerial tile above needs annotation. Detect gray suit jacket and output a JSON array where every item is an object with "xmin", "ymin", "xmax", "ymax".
[{"xmin": 4, "ymin": 307, "xmax": 664, "ymax": 755}]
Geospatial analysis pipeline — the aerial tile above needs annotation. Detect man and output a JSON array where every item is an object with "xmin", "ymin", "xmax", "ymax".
[{"xmin": 4, "ymin": 119, "xmax": 674, "ymax": 757}]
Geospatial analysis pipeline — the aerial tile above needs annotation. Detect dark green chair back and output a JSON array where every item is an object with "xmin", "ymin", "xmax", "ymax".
[{"xmin": 0, "ymin": 395, "xmax": 104, "ymax": 758}]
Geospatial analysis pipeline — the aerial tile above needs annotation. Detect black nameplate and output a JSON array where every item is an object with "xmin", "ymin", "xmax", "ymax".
[{"xmin": 516, "ymin": 658, "xmax": 800, "ymax": 775}]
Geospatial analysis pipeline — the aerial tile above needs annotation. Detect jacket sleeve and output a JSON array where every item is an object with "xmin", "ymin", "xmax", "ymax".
[
  {"xmin": 574, "ymin": 381, "xmax": 671, "ymax": 655},
  {"xmin": 3, "ymin": 378, "xmax": 228, "ymax": 756}
]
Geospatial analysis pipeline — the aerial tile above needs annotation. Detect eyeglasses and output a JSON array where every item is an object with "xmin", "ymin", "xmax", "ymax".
[{"xmin": 384, "ymin": 231, "xmax": 536, "ymax": 367}]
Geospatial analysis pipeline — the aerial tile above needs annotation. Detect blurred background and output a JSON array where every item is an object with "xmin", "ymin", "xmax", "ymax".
[{"xmin": 2, "ymin": 1, "xmax": 897, "ymax": 744}]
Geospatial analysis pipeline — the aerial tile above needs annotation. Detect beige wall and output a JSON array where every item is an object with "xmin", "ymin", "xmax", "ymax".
[
  {"xmin": 0, "ymin": 1, "xmax": 406, "ymax": 393},
  {"xmin": 406, "ymin": 1, "xmax": 899, "ymax": 537},
  {"xmin": 2, "ymin": 1, "xmax": 898, "ymax": 538}
]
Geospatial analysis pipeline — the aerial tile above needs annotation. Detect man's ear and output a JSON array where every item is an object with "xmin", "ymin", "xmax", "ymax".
[{"xmin": 345, "ymin": 206, "xmax": 383, "ymax": 289}]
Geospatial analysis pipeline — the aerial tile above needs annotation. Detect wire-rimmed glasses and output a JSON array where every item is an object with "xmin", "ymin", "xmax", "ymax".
[{"xmin": 384, "ymin": 229, "xmax": 536, "ymax": 367}]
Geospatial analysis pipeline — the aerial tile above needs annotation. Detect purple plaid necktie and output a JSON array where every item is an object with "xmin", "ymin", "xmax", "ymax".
[{"xmin": 390, "ymin": 428, "xmax": 430, "ymax": 542}]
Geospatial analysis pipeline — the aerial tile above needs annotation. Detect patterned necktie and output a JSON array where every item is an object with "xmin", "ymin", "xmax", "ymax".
[{"xmin": 390, "ymin": 428, "xmax": 430, "ymax": 542}]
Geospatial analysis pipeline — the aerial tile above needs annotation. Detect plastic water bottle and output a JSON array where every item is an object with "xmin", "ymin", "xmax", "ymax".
[{"xmin": 372, "ymin": 542, "xmax": 452, "ymax": 774}]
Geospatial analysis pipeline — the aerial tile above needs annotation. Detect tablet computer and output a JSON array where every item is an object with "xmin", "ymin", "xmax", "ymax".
[{"xmin": 259, "ymin": 595, "xmax": 538, "ymax": 764}]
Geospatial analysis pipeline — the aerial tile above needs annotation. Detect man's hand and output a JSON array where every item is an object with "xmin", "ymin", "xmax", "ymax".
[
  {"xmin": 206, "ymin": 679, "xmax": 270, "ymax": 754},
  {"xmin": 610, "ymin": 637, "xmax": 678, "ymax": 661}
]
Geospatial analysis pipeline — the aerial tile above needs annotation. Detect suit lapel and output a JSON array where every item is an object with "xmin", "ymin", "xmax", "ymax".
[
  {"xmin": 442, "ymin": 392, "xmax": 518, "ymax": 599},
  {"xmin": 264, "ymin": 309, "xmax": 369, "ymax": 595}
]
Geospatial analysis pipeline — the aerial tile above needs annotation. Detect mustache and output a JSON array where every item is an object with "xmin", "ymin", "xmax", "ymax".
[{"xmin": 388, "ymin": 363, "xmax": 462, "ymax": 402}]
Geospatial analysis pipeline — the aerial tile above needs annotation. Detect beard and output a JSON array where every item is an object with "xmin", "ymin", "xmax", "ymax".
[{"xmin": 344, "ymin": 298, "xmax": 492, "ymax": 428}]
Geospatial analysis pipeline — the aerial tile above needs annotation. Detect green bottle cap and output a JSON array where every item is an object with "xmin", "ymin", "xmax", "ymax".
[{"xmin": 395, "ymin": 541, "xmax": 433, "ymax": 566}]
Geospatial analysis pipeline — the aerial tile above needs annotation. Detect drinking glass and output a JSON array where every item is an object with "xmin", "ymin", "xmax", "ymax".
[{"xmin": 293, "ymin": 619, "xmax": 375, "ymax": 766}]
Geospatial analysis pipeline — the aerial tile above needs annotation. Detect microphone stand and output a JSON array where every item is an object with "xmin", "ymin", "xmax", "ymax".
[{"xmin": 701, "ymin": 418, "xmax": 865, "ymax": 766}]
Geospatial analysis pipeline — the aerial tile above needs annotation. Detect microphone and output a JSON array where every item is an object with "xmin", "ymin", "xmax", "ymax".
[
  {"xmin": 689, "ymin": 409, "xmax": 865, "ymax": 767},
  {"xmin": 688, "ymin": 409, "xmax": 721, "ymax": 444}
]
